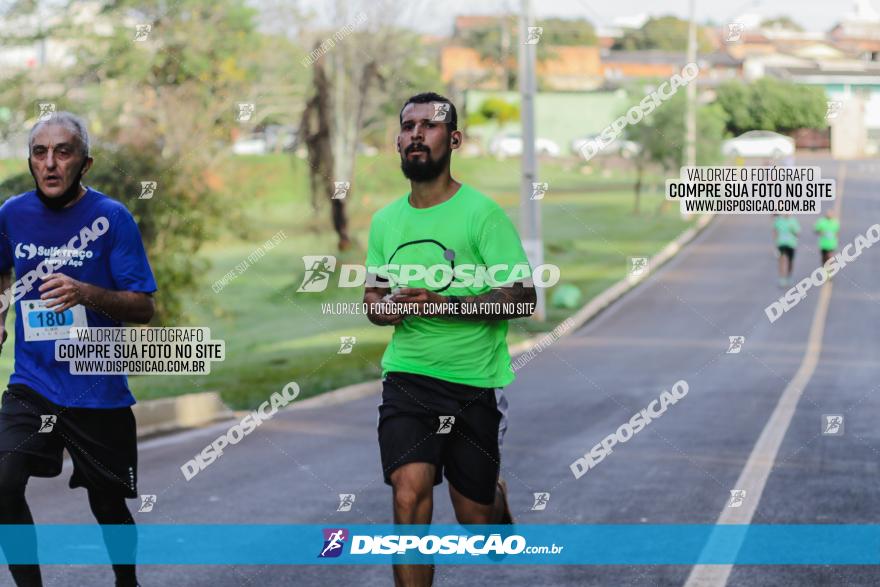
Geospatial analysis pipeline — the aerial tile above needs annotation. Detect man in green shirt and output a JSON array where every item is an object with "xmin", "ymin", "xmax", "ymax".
[
  {"xmin": 815, "ymin": 210, "xmax": 840, "ymax": 265},
  {"xmin": 773, "ymin": 214, "xmax": 800, "ymax": 287},
  {"xmin": 364, "ymin": 92, "xmax": 536, "ymax": 586}
]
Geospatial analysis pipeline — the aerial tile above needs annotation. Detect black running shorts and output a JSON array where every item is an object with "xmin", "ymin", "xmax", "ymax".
[
  {"xmin": 778, "ymin": 245, "xmax": 795, "ymax": 262},
  {"xmin": 377, "ymin": 371, "xmax": 508, "ymax": 505},
  {"xmin": 0, "ymin": 384, "xmax": 138, "ymax": 497}
]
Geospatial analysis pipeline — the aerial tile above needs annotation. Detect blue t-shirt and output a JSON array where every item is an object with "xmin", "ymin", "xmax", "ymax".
[{"xmin": 0, "ymin": 187, "xmax": 157, "ymax": 408}]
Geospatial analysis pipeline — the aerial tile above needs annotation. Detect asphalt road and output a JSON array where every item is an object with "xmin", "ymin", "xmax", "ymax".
[{"xmin": 20, "ymin": 157, "xmax": 880, "ymax": 586}]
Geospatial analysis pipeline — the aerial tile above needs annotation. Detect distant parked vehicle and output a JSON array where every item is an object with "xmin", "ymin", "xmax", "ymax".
[
  {"xmin": 232, "ymin": 135, "xmax": 267, "ymax": 155},
  {"xmin": 722, "ymin": 130, "xmax": 795, "ymax": 159},
  {"xmin": 570, "ymin": 135, "xmax": 640, "ymax": 159},
  {"xmin": 489, "ymin": 134, "xmax": 561, "ymax": 158},
  {"xmin": 233, "ymin": 126, "xmax": 299, "ymax": 155},
  {"xmin": 357, "ymin": 143, "xmax": 379, "ymax": 156},
  {"xmin": 263, "ymin": 125, "xmax": 298, "ymax": 152}
]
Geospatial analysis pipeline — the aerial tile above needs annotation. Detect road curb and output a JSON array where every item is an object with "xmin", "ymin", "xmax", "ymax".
[
  {"xmin": 134, "ymin": 214, "xmax": 715, "ymax": 437},
  {"xmin": 287, "ymin": 379, "xmax": 382, "ymax": 410},
  {"xmin": 133, "ymin": 391, "xmax": 233, "ymax": 438}
]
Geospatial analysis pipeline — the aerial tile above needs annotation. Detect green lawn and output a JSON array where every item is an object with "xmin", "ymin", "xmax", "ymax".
[{"xmin": 0, "ymin": 154, "xmax": 688, "ymax": 409}]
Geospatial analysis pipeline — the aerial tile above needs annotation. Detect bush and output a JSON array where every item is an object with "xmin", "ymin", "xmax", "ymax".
[{"xmin": 716, "ymin": 79, "xmax": 828, "ymax": 135}]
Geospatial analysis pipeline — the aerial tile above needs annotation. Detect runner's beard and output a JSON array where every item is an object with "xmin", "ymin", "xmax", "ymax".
[
  {"xmin": 28, "ymin": 157, "xmax": 87, "ymax": 211},
  {"xmin": 401, "ymin": 146, "xmax": 451, "ymax": 182}
]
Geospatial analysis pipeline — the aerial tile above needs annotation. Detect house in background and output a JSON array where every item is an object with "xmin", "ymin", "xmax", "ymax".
[
  {"xmin": 440, "ymin": 45, "xmax": 603, "ymax": 91},
  {"xmin": 830, "ymin": 0, "xmax": 880, "ymax": 59},
  {"xmin": 601, "ymin": 50, "xmax": 742, "ymax": 86}
]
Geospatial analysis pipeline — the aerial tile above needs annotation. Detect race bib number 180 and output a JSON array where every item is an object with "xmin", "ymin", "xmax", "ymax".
[{"xmin": 22, "ymin": 300, "xmax": 88, "ymax": 341}]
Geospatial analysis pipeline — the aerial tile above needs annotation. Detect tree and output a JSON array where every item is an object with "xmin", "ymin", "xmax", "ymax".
[
  {"xmin": 716, "ymin": 79, "xmax": 828, "ymax": 135},
  {"xmin": 614, "ymin": 16, "xmax": 714, "ymax": 53},
  {"xmin": 456, "ymin": 15, "xmax": 519, "ymax": 91},
  {"xmin": 538, "ymin": 18, "xmax": 598, "ymax": 46},
  {"xmin": 625, "ymin": 90, "xmax": 727, "ymax": 214},
  {"xmin": 455, "ymin": 17, "xmax": 595, "ymax": 91},
  {"xmin": 466, "ymin": 97, "xmax": 520, "ymax": 129},
  {"xmin": 297, "ymin": 3, "xmax": 444, "ymax": 251},
  {"xmin": 298, "ymin": 52, "xmax": 337, "ymax": 238}
]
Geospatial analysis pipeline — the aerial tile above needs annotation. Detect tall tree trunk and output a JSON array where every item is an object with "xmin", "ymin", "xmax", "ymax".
[
  {"xmin": 633, "ymin": 158, "xmax": 643, "ymax": 215},
  {"xmin": 656, "ymin": 167, "xmax": 673, "ymax": 216},
  {"xmin": 299, "ymin": 48, "xmax": 351, "ymax": 250}
]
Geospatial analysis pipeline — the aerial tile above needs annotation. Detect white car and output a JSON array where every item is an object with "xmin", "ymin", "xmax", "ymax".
[
  {"xmin": 571, "ymin": 135, "xmax": 640, "ymax": 159},
  {"xmin": 232, "ymin": 136, "xmax": 268, "ymax": 155},
  {"xmin": 722, "ymin": 131, "xmax": 795, "ymax": 159},
  {"xmin": 489, "ymin": 134, "xmax": 560, "ymax": 158}
]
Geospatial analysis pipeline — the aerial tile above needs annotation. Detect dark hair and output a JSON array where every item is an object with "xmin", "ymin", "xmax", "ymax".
[{"xmin": 399, "ymin": 92, "xmax": 457, "ymax": 132}]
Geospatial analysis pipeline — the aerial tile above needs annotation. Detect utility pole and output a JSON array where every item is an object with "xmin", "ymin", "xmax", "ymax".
[
  {"xmin": 682, "ymin": 0, "xmax": 697, "ymax": 220},
  {"xmin": 685, "ymin": 0, "xmax": 697, "ymax": 168},
  {"xmin": 518, "ymin": 0, "xmax": 545, "ymax": 321}
]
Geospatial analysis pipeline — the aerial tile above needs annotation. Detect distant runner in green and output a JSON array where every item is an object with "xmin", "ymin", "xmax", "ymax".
[
  {"xmin": 814, "ymin": 210, "xmax": 840, "ymax": 265},
  {"xmin": 773, "ymin": 214, "xmax": 800, "ymax": 287}
]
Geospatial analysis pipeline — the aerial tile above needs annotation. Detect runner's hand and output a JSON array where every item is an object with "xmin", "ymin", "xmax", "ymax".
[
  {"xmin": 373, "ymin": 305, "xmax": 405, "ymax": 326},
  {"xmin": 38, "ymin": 273, "xmax": 86, "ymax": 313},
  {"xmin": 0, "ymin": 326, "xmax": 6, "ymax": 356},
  {"xmin": 376, "ymin": 314, "xmax": 405, "ymax": 326},
  {"xmin": 392, "ymin": 288, "xmax": 445, "ymax": 316}
]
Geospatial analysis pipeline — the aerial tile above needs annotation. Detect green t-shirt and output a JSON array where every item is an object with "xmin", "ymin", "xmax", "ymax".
[
  {"xmin": 774, "ymin": 216, "xmax": 800, "ymax": 248},
  {"xmin": 365, "ymin": 183, "xmax": 532, "ymax": 388},
  {"xmin": 814, "ymin": 216, "xmax": 840, "ymax": 250}
]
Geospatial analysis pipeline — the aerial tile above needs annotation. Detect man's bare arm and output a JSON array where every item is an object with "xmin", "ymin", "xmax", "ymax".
[
  {"xmin": 77, "ymin": 286, "xmax": 155, "ymax": 324},
  {"xmin": 392, "ymin": 281, "xmax": 537, "ymax": 321},
  {"xmin": 39, "ymin": 273, "xmax": 154, "ymax": 324},
  {"xmin": 0, "ymin": 270, "xmax": 11, "ymax": 351}
]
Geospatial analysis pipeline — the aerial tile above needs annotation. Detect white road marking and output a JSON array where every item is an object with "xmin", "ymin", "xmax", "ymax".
[{"xmin": 684, "ymin": 162, "xmax": 845, "ymax": 587}]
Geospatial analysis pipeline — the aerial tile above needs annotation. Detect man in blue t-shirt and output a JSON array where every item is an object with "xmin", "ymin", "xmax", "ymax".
[{"xmin": 0, "ymin": 112, "xmax": 156, "ymax": 587}]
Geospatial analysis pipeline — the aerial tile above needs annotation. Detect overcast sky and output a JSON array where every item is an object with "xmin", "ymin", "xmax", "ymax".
[{"xmin": 289, "ymin": 0, "xmax": 859, "ymax": 35}]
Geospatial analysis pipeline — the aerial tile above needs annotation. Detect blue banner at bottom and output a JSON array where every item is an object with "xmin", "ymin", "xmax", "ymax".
[{"xmin": 1, "ymin": 525, "xmax": 879, "ymax": 565}]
